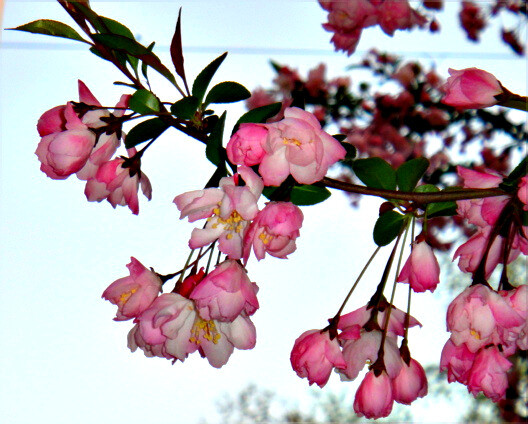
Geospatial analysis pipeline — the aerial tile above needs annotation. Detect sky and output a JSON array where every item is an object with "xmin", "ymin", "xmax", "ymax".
[{"xmin": 0, "ymin": 1, "xmax": 526, "ymax": 424}]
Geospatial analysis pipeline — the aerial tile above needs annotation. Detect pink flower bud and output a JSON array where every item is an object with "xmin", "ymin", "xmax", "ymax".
[
  {"xmin": 397, "ymin": 240, "xmax": 440, "ymax": 293},
  {"xmin": 467, "ymin": 346, "xmax": 512, "ymax": 402},
  {"xmin": 353, "ymin": 370, "xmax": 394, "ymax": 419},
  {"xmin": 226, "ymin": 123, "xmax": 268, "ymax": 166},
  {"xmin": 102, "ymin": 257, "xmax": 162, "ymax": 321},
  {"xmin": 243, "ymin": 201, "xmax": 303, "ymax": 263},
  {"xmin": 392, "ymin": 358, "xmax": 428, "ymax": 404},
  {"xmin": 442, "ymin": 68, "xmax": 503, "ymax": 109},
  {"xmin": 190, "ymin": 260, "xmax": 259, "ymax": 322},
  {"xmin": 290, "ymin": 329, "xmax": 346, "ymax": 388}
]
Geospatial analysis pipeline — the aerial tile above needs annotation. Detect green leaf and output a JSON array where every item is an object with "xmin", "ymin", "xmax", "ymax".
[
  {"xmin": 396, "ymin": 157, "xmax": 430, "ymax": 192},
  {"xmin": 141, "ymin": 42, "xmax": 155, "ymax": 81},
  {"xmin": 234, "ymin": 102, "xmax": 281, "ymax": 133},
  {"xmin": 427, "ymin": 201, "xmax": 457, "ymax": 218},
  {"xmin": 340, "ymin": 142, "xmax": 356, "ymax": 162},
  {"xmin": 204, "ymin": 81, "xmax": 251, "ymax": 106},
  {"xmin": 91, "ymin": 34, "xmax": 177, "ymax": 86},
  {"xmin": 129, "ymin": 89, "xmax": 160, "ymax": 114},
  {"xmin": 373, "ymin": 211, "xmax": 406, "ymax": 246},
  {"xmin": 171, "ymin": 96, "xmax": 200, "ymax": 120},
  {"xmin": 125, "ymin": 118, "xmax": 169, "ymax": 149},
  {"xmin": 99, "ymin": 17, "xmax": 138, "ymax": 72},
  {"xmin": 113, "ymin": 81, "xmax": 138, "ymax": 88},
  {"xmin": 522, "ymin": 210, "xmax": 528, "ymax": 227},
  {"xmin": 206, "ymin": 112, "xmax": 226, "ymax": 166},
  {"xmin": 9, "ymin": 19, "xmax": 87, "ymax": 43},
  {"xmin": 414, "ymin": 184, "xmax": 439, "ymax": 193},
  {"xmin": 205, "ymin": 164, "xmax": 228, "ymax": 188},
  {"xmin": 99, "ymin": 16, "xmax": 135, "ymax": 39},
  {"xmin": 192, "ymin": 52, "xmax": 228, "ymax": 103},
  {"xmin": 333, "ymin": 134, "xmax": 347, "ymax": 142},
  {"xmin": 290, "ymin": 184, "xmax": 331, "ymax": 206},
  {"xmin": 352, "ymin": 158, "xmax": 396, "ymax": 190},
  {"xmin": 71, "ymin": 3, "xmax": 106, "ymax": 33}
]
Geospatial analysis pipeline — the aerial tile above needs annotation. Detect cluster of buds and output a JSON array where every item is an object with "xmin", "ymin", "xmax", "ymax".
[
  {"xmin": 291, "ymin": 301, "xmax": 427, "ymax": 419},
  {"xmin": 36, "ymin": 81, "xmax": 151, "ymax": 214}
]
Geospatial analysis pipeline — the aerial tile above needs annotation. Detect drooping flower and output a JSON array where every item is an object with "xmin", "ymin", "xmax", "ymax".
[
  {"xmin": 392, "ymin": 358, "xmax": 428, "ymax": 404},
  {"xmin": 353, "ymin": 370, "xmax": 394, "ymax": 419},
  {"xmin": 243, "ymin": 201, "xmax": 303, "ymax": 263},
  {"xmin": 190, "ymin": 260, "xmax": 259, "ymax": 322},
  {"xmin": 290, "ymin": 329, "xmax": 346, "ymax": 388},
  {"xmin": 258, "ymin": 107, "xmax": 346, "ymax": 186},
  {"xmin": 397, "ymin": 240, "xmax": 440, "ymax": 293},
  {"xmin": 442, "ymin": 68, "xmax": 503, "ymax": 109},
  {"xmin": 102, "ymin": 257, "xmax": 161, "ymax": 321},
  {"xmin": 85, "ymin": 149, "xmax": 152, "ymax": 215},
  {"xmin": 440, "ymin": 338, "xmax": 476, "ymax": 384}
]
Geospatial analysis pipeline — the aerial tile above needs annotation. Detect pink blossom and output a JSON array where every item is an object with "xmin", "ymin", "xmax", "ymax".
[
  {"xmin": 459, "ymin": 1, "xmax": 486, "ymax": 42},
  {"xmin": 398, "ymin": 240, "xmax": 440, "ymax": 293},
  {"xmin": 131, "ymin": 293, "xmax": 256, "ymax": 368},
  {"xmin": 446, "ymin": 284, "xmax": 524, "ymax": 352},
  {"xmin": 500, "ymin": 285, "xmax": 528, "ymax": 350},
  {"xmin": 353, "ymin": 370, "xmax": 394, "ymax": 419},
  {"xmin": 102, "ymin": 257, "xmax": 162, "ymax": 321},
  {"xmin": 518, "ymin": 176, "xmax": 528, "ymax": 211},
  {"xmin": 290, "ymin": 329, "xmax": 347, "ymax": 388},
  {"xmin": 85, "ymin": 150, "xmax": 152, "ymax": 215},
  {"xmin": 467, "ymin": 346, "xmax": 512, "ymax": 402},
  {"xmin": 440, "ymin": 338, "xmax": 476, "ymax": 384},
  {"xmin": 392, "ymin": 358, "xmax": 428, "ymax": 404},
  {"xmin": 37, "ymin": 105, "xmax": 67, "ymax": 137},
  {"xmin": 338, "ymin": 305, "xmax": 421, "ymax": 338},
  {"xmin": 190, "ymin": 260, "xmax": 259, "ymax": 322},
  {"xmin": 305, "ymin": 63, "xmax": 327, "ymax": 97},
  {"xmin": 35, "ymin": 102, "xmax": 95, "ymax": 179},
  {"xmin": 377, "ymin": 0, "xmax": 427, "ymax": 36},
  {"xmin": 259, "ymin": 107, "xmax": 346, "ymax": 186},
  {"xmin": 442, "ymin": 68, "xmax": 503, "ymax": 109},
  {"xmin": 174, "ymin": 166, "xmax": 263, "ymax": 259},
  {"xmin": 243, "ymin": 201, "xmax": 303, "ymax": 263},
  {"xmin": 226, "ymin": 123, "xmax": 268, "ymax": 167},
  {"xmin": 338, "ymin": 330, "xmax": 402, "ymax": 381}
]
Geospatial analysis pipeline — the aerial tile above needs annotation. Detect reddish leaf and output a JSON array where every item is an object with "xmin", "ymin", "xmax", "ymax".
[{"xmin": 170, "ymin": 8, "xmax": 189, "ymax": 95}]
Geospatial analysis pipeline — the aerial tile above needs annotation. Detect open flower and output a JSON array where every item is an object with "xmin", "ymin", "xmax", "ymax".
[
  {"xmin": 102, "ymin": 257, "xmax": 162, "ymax": 321},
  {"xmin": 174, "ymin": 166, "xmax": 263, "ymax": 259},
  {"xmin": 258, "ymin": 107, "xmax": 346, "ymax": 186},
  {"xmin": 290, "ymin": 329, "xmax": 346, "ymax": 388},
  {"xmin": 243, "ymin": 201, "xmax": 303, "ymax": 263}
]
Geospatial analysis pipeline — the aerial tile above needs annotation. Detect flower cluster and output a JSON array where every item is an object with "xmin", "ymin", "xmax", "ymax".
[
  {"xmin": 104, "ymin": 257, "xmax": 259, "ymax": 368},
  {"xmin": 441, "ymin": 283, "xmax": 527, "ymax": 401},
  {"xmin": 36, "ymin": 80, "xmax": 151, "ymax": 214},
  {"xmin": 290, "ymin": 302, "xmax": 427, "ymax": 419},
  {"xmin": 226, "ymin": 107, "xmax": 346, "ymax": 186},
  {"xmin": 319, "ymin": 0, "xmax": 427, "ymax": 56},
  {"xmin": 454, "ymin": 166, "xmax": 528, "ymax": 279}
]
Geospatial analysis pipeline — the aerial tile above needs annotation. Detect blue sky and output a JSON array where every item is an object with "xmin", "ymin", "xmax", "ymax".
[{"xmin": 1, "ymin": 1, "xmax": 526, "ymax": 423}]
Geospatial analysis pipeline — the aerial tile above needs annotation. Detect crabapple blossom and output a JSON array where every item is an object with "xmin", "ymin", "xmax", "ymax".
[
  {"xmin": 35, "ymin": 102, "xmax": 95, "ymax": 179},
  {"xmin": 85, "ymin": 149, "xmax": 152, "ymax": 215},
  {"xmin": 226, "ymin": 123, "xmax": 267, "ymax": 166},
  {"xmin": 189, "ymin": 260, "xmax": 259, "ymax": 322},
  {"xmin": 174, "ymin": 166, "xmax": 263, "ymax": 259},
  {"xmin": 392, "ymin": 358, "xmax": 428, "ymax": 404},
  {"xmin": 338, "ymin": 330, "xmax": 403, "ymax": 381},
  {"xmin": 377, "ymin": 0, "xmax": 427, "ymax": 36},
  {"xmin": 353, "ymin": 370, "xmax": 394, "ymax": 419},
  {"xmin": 446, "ymin": 284, "xmax": 524, "ymax": 352},
  {"xmin": 440, "ymin": 338, "xmax": 476, "ymax": 384},
  {"xmin": 466, "ymin": 346, "xmax": 512, "ymax": 402},
  {"xmin": 130, "ymin": 292, "xmax": 256, "ymax": 368},
  {"xmin": 102, "ymin": 257, "xmax": 162, "ymax": 321},
  {"xmin": 258, "ymin": 107, "xmax": 346, "ymax": 186},
  {"xmin": 290, "ymin": 329, "xmax": 347, "ymax": 388},
  {"xmin": 518, "ymin": 176, "xmax": 528, "ymax": 210},
  {"xmin": 243, "ymin": 201, "xmax": 303, "ymax": 263},
  {"xmin": 500, "ymin": 284, "xmax": 528, "ymax": 350},
  {"xmin": 397, "ymin": 240, "xmax": 440, "ymax": 293},
  {"xmin": 442, "ymin": 68, "xmax": 503, "ymax": 109}
]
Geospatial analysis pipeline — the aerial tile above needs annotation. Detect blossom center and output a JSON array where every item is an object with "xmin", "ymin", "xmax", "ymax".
[
  {"xmin": 470, "ymin": 329, "xmax": 481, "ymax": 340},
  {"xmin": 283, "ymin": 137, "xmax": 302, "ymax": 146},
  {"xmin": 190, "ymin": 318, "xmax": 221, "ymax": 344},
  {"xmin": 259, "ymin": 230, "xmax": 274, "ymax": 245},
  {"xmin": 208, "ymin": 208, "xmax": 245, "ymax": 239},
  {"xmin": 118, "ymin": 288, "xmax": 137, "ymax": 305}
]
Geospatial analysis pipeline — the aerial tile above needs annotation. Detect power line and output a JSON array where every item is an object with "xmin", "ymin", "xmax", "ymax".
[{"xmin": 1, "ymin": 41, "xmax": 524, "ymax": 60}]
